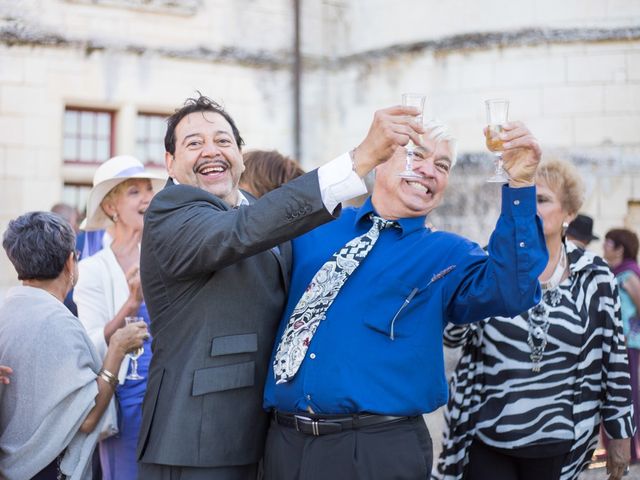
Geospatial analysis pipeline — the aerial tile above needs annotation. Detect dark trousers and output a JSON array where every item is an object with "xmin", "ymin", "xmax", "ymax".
[
  {"xmin": 137, "ymin": 463, "xmax": 258, "ymax": 480},
  {"xmin": 32, "ymin": 452, "xmax": 65, "ymax": 480},
  {"xmin": 466, "ymin": 439, "xmax": 567, "ymax": 480},
  {"xmin": 263, "ymin": 415, "xmax": 432, "ymax": 480},
  {"xmin": 31, "ymin": 459, "xmax": 59, "ymax": 480}
]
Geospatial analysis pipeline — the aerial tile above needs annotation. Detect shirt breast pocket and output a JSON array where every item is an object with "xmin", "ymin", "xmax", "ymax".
[{"xmin": 361, "ymin": 276, "xmax": 430, "ymax": 340}]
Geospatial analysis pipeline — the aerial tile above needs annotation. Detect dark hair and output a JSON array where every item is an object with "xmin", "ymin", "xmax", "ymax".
[
  {"xmin": 164, "ymin": 93, "xmax": 245, "ymax": 155},
  {"xmin": 3, "ymin": 212, "xmax": 76, "ymax": 280},
  {"xmin": 240, "ymin": 150, "xmax": 305, "ymax": 198},
  {"xmin": 605, "ymin": 228, "xmax": 639, "ymax": 261}
]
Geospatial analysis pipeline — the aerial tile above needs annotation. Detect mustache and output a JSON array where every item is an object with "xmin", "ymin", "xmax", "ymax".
[{"xmin": 193, "ymin": 158, "xmax": 230, "ymax": 173}]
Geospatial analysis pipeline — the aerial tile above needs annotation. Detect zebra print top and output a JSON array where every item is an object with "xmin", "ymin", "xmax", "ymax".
[{"xmin": 432, "ymin": 242, "xmax": 634, "ymax": 480}]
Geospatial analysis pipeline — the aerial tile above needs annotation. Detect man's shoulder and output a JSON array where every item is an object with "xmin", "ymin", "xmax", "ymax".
[{"xmin": 429, "ymin": 229, "xmax": 474, "ymax": 247}]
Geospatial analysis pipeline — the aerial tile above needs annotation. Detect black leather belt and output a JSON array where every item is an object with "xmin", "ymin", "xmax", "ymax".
[{"xmin": 272, "ymin": 410, "xmax": 410, "ymax": 436}]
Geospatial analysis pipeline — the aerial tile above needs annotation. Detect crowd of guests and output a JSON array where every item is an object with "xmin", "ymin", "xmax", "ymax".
[{"xmin": 0, "ymin": 93, "xmax": 637, "ymax": 480}]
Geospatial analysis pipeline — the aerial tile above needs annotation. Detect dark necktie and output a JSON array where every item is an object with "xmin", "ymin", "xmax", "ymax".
[{"xmin": 273, "ymin": 214, "xmax": 397, "ymax": 384}]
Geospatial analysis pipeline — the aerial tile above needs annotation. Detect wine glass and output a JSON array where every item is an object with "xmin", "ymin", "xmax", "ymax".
[
  {"xmin": 398, "ymin": 93, "xmax": 426, "ymax": 179},
  {"xmin": 124, "ymin": 316, "xmax": 145, "ymax": 381},
  {"xmin": 485, "ymin": 98, "xmax": 510, "ymax": 183}
]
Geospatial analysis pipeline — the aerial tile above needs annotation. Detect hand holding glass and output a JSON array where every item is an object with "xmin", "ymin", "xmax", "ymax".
[
  {"xmin": 124, "ymin": 316, "xmax": 145, "ymax": 381},
  {"xmin": 398, "ymin": 93, "xmax": 426, "ymax": 179},
  {"xmin": 485, "ymin": 98, "xmax": 510, "ymax": 183}
]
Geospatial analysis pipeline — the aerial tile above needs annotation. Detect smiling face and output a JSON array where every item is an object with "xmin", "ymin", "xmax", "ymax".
[
  {"xmin": 101, "ymin": 178, "xmax": 154, "ymax": 233},
  {"xmin": 166, "ymin": 111, "xmax": 244, "ymax": 206},
  {"xmin": 372, "ymin": 137, "xmax": 453, "ymax": 220}
]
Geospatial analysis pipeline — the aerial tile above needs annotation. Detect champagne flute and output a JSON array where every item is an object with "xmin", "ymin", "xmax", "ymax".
[
  {"xmin": 398, "ymin": 93, "xmax": 426, "ymax": 179},
  {"xmin": 124, "ymin": 316, "xmax": 145, "ymax": 381},
  {"xmin": 485, "ymin": 98, "xmax": 510, "ymax": 183}
]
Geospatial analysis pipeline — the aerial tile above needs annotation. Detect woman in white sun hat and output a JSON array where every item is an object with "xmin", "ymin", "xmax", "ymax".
[{"xmin": 74, "ymin": 155, "xmax": 164, "ymax": 480}]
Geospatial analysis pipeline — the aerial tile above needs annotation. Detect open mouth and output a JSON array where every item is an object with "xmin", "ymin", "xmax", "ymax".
[
  {"xmin": 406, "ymin": 181, "xmax": 431, "ymax": 195},
  {"xmin": 196, "ymin": 161, "xmax": 229, "ymax": 177}
]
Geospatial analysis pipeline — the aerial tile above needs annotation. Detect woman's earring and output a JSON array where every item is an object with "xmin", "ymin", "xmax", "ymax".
[
  {"xmin": 112, "ymin": 213, "xmax": 118, "ymax": 223},
  {"xmin": 562, "ymin": 221, "xmax": 569, "ymax": 237}
]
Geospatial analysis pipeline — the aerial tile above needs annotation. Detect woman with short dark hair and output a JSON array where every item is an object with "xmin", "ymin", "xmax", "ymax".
[
  {"xmin": 0, "ymin": 211, "xmax": 147, "ymax": 480},
  {"xmin": 604, "ymin": 227, "xmax": 640, "ymax": 463}
]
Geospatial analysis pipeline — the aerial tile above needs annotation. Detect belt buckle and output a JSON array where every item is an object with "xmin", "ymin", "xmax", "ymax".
[{"xmin": 294, "ymin": 415, "xmax": 321, "ymax": 436}]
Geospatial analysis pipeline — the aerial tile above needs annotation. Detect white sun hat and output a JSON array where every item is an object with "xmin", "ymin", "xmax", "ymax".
[{"xmin": 81, "ymin": 155, "xmax": 166, "ymax": 231}]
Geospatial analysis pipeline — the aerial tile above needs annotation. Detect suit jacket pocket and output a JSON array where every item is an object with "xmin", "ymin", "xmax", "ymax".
[
  {"xmin": 192, "ymin": 361, "xmax": 255, "ymax": 396},
  {"xmin": 210, "ymin": 333, "xmax": 258, "ymax": 357}
]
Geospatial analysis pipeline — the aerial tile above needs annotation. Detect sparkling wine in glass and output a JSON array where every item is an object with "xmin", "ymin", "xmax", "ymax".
[
  {"xmin": 398, "ymin": 93, "xmax": 426, "ymax": 179},
  {"xmin": 485, "ymin": 98, "xmax": 510, "ymax": 183},
  {"xmin": 125, "ymin": 316, "xmax": 144, "ymax": 381}
]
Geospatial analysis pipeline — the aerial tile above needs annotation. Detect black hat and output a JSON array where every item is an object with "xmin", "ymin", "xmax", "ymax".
[{"xmin": 566, "ymin": 214, "xmax": 599, "ymax": 243}]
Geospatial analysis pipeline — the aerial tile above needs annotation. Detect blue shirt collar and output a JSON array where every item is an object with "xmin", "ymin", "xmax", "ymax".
[{"xmin": 355, "ymin": 197, "xmax": 428, "ymax": 237}]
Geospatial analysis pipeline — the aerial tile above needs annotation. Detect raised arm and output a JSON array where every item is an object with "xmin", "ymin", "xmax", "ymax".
[
  {"xmin": 446, "ymin": 121, "xmax": 547, "ymax": 323},
  {"xmin": 145, "ymin": 105, "xmax": 425, "ymax": 279}
]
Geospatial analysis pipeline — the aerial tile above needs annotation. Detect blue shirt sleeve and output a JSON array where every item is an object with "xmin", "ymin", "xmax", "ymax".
[{"xmin": 446, "ymin": 184, "xmax": 547, "ymax": 324}]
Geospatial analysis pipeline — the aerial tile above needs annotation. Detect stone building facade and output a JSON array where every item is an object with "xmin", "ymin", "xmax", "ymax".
[{"xmin": 0, "ymin": 0, "xmax": 639, "ymax": 296}]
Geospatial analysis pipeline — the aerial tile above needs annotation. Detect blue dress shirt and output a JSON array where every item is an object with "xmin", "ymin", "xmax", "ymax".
[{"xmin": 264, "ymin": 185, "xmax": 547, "ymax": 416}]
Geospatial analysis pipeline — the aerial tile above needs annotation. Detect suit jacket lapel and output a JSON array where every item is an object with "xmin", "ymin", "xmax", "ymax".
[
  {"xmin": 241, "ymin": 189, "xmax": 292, "ymax": 293},
  {"xmin": 274, "ymin": 241, "xmax": 292, "ymax": 294}
]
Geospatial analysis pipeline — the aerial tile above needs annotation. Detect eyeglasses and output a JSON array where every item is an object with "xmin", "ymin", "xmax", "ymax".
[{"xmin": 72, "ymin": 250, "xmax": 81, "ymax": 261}]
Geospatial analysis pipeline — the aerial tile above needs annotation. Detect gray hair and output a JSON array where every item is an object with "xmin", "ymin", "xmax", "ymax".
[
  {"xmin": 3, "ymin": 211, "xmax": 76, "ymax": 280},
  {"xmin": 423, "ymin": 119, "xmax": 457, "ymax": 168}
]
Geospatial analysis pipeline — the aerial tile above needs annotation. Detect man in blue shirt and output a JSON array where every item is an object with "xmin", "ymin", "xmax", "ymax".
[{"xmin": 263, "ymin": 120, "xmax": 548, "ymax": 479}]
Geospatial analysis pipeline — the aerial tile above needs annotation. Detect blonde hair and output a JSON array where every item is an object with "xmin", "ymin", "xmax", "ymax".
[
  {"xmin": 102, "ymin": 178, "xmax": 141, "ymax": 205},
  {"xmin": 535, "ymin": 158, "xmax": 585, "ymax": 215}
]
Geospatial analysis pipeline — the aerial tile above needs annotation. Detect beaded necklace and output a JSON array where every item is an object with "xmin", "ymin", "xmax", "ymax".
[{"xmin": 528, "ymin": 246, "xmax": 567, "ymax": 372}]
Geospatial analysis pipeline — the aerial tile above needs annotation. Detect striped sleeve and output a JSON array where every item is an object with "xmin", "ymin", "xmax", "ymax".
[{"xmin": 596, "ymin": 271, "xmax": 635, "ymax": 439}]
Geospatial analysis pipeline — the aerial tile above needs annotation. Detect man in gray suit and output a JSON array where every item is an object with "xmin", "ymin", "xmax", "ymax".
[{"xmin": 137, "ymin": 94, "xmax": 422, "ymax": 479}]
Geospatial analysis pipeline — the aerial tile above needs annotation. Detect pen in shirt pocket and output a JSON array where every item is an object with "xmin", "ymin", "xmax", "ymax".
[{"xmin": 389, "ymin": 287, "xmax": 419, "ymax": 340}]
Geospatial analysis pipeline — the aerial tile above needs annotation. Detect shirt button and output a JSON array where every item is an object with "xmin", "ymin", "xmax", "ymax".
[
  {"xmin": 519, "ymin": 241, "xmax": 526, "ymax": 248},
  {"xmin": 309, "ymin": 353, "xmax": 316, "ymax": 359},
  {"xmin": 513, "ymin": 199, "xmax": 520, "ymax": 206}
]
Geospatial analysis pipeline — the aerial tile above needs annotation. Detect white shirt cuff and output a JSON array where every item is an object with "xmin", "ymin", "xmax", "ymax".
[{"xmin": 317, "ymin": 153, "xmax": 368, "ymax": 213}]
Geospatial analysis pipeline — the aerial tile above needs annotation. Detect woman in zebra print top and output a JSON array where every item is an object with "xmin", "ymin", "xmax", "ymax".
[{"xmin": 433, "ymin": 159, "xmax": 634, "ymax": 480}]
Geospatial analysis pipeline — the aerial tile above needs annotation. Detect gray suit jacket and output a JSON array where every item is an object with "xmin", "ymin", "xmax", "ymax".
[{"xmin": 137, "ymin": 172, "xmax": 335, "ymax": 467}]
